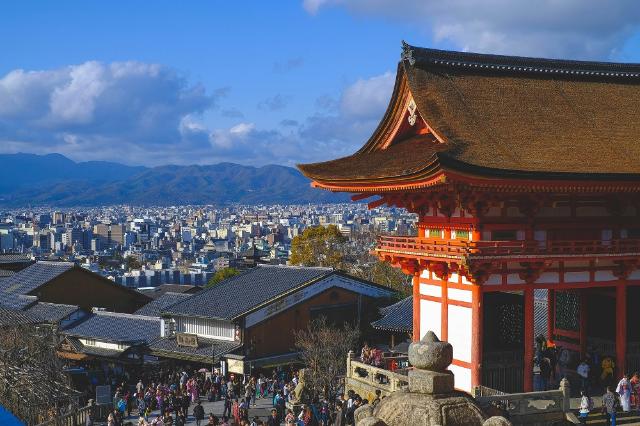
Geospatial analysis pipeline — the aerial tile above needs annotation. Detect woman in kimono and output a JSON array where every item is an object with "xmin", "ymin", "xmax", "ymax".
[{"xmin": 617, "ymin": 374, "xmax": 632, "ymax": 412}]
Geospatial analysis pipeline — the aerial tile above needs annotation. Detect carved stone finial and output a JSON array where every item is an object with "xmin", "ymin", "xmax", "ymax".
[
  {"xmin": 408, "ymin": 331, "xmax": 453, "ymax": 372},
  {"xmin": 401, "ymin": 40, "xmax": 415, "ymax": 66}
]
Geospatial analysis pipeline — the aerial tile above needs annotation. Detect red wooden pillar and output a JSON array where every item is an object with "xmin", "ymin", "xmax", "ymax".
[
  {"xmin": 412, "ymin": 273, "xmax": 420, "ymax": 342},
  {"xmin": 441, "ymin": 276, "xmax": 449, "ymax": 342},
  {"xmin": 616, "ymin": 284, "xmax": 627, "ymax": 377},
  {"xmin": 471, "ymin": 284, "xmax": 483, "ymax": 388},
  {"xmin": 524, "ymin": 287, "xmax": 534, "ymax": 392},
  {"xmin": 579, "ymin": 289, "xmax": 588, "ymax": 358}
]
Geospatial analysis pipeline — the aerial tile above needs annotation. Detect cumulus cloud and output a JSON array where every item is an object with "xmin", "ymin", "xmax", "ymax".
[
  {"xmin": 340, "ymin": 72, "xmax": 394, "ymax": 119},
  {"xmin": 303, "ymin": 0, "xmax": 640, "ymax": 59},
  {"xmin": 0, "ymin": 60, "xmax": 393, "ymax": 167},
  {"xmin": 0, "ymin": 61, "xmax": 223, "ymax": 165}
]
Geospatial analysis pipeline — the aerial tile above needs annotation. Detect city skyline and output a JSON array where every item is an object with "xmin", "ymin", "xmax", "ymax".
[{"xmin": 2, "ymin": 1, "xmax": 640, "ymax": 168}]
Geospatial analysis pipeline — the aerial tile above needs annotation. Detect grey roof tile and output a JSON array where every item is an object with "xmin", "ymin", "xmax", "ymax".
[
  {"xmin": 133, "ymin": 292, "xmax": 192, "ymax": 317},
  {"xmin": 371, "ymin": 296, "xmax": 413, "ymax": 333},
  {"xmin": 0, "ymin": 305, "xmax": 38, "ymax": 326},
  {"xmin": 0, "ymin": 261, "xmax": 73, "ymax": 296},
  {"xmin": 25, "ymin": 302, "xmax": 81, "ymax": 323},
  {"xmin": 0, "ymin": 253, "xmax": 32, "ymax": 264},
  {"xmin": 63, "ymin": 311, "xmax": 161, "ymax": 344},
  {"xmin": 163, "ymin": 265, "xmax": 333, "ymax": 320},
  {"xmin": 149, "ymin": 336, "xmax": 241, "ymax": 362}
]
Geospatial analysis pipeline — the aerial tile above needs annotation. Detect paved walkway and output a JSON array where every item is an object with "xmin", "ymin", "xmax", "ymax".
[{"xmin": 121, "ymin": 396, "xmax": 277, "ymax": 425}]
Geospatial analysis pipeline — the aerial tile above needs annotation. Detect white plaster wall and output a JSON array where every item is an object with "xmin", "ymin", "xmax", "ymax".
[
  {"xmin": 485, "ymin": 274, "xmax": 502, "ymax": 285},
  {"xmin": 420, "ymin": 283, "xmax": 441, "ymax": 298},
  {"xmin": 421, "ymin": 269, "xmax": 430, "ymax": 279},
  {"xmin": 564, "ymin": 271, "xmax": 589, "ymax": 283},
  {"xmin": 461, "ymin": 275, "xmax": 473, "ymax": 285},
  {"xmin": 595, "ymin": 270, "xmax": 616, "ymax": 282},
  {"xmin": 629, "ymin": 269, "xmax": 640, "ymax": 280},
  {"xmin": 448, "ymin": 288, "xmax": 472, "ymax": 303},
  {"xmin": 448, "ymin": 305, "xmax": 472, "ymax": 363},
  {"xmin": 449, "ymin": 272, "xmax": 460, "ymax": 283},
  {"xmin": 420, "ymin": 299, "xmax": 441, "ymax": 340},
  {"xmin": 536, "ymin": 272, "xmax": 560, "ymax": 284},
  {"xmin": 507, "ymin": 274, "xmax": 524, "ymax": 285},
  {"xmin": 449, "ymin": 364, "xmax": 472, "ymax": 393}
]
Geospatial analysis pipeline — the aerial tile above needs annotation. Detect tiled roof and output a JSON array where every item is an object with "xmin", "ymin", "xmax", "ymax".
[
  {"xmin": 298, "ymin": 43, "xmax": 640, "ymax": 186},
  {"xmin": 371, "ymin": 296, "xmax": 413, "ymax": 333},
  {"xmin": 0, "ymin": 253, "xmax": 32, "ymax": 264},
  {"xmin": 0, "ymin": 305, "xmax": 38, "ymax": 326},
  {"xmin": 25, "ymin": 302, "xmax": 81, "ymax": 323},
  {"xmin": 64, "ymin": 336, "xmax": 124, "ymax": 358},
  {"xmin": 138, "ymin": 284, "xmax": 201, "ymax": 300},
  {"xmin": 0, "ymin": 293, "xmax": 37, "ymax": 310},
  {"xmin": 163, "ymin": 265, "xmax": 333, "ymax": 320},
  {"xmin": 0, "ymin": 270, "xmax": 15, "ymax": 279},
  {"xmin": 62, "ymin": 311, "xmax": 161, "ymax": 344},
  {"xmin": 0, "ymin": 262, "xmax": 74, "ymax": 296},
  {"xmin": 133, "ymin": 292, "xmax": 192, "ymax": 317},
  {"xmin": 150, "ymin": 336, "xmax": 242, "ymax": 363}
]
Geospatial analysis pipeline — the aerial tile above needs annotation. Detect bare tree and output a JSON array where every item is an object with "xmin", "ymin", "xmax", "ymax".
[
  {"xmin": 294, "ymin": 317, "xmax": 360, "ymax": 402},
  {"xmin": 0, "ymin": 321, "xmax": 79, "ymax": 425}
]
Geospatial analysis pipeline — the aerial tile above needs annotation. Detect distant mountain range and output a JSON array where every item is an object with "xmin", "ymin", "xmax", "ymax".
[{"xmin": 0, "ymin": 153, "xmax": 349, "ymax": 206}]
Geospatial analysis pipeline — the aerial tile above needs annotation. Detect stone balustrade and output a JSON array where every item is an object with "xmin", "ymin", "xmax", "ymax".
[
  {"xmin": 345, "ymin": 351, "xmax": 409, "ymax": 402},
  {"xmin": 472, "ymin": 379, "xmax": 573, "ymax": 425}
]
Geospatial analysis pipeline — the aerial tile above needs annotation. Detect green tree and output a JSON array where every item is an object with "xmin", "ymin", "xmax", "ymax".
[
  {"xmin": 206, "ymin": 267, "xmax": 241, "ymax": 288},
  {"xmin": 290, "ymin": 225, "xmax": 348, "ymax": 269},
  {"xmin": 356, "ymin": 258, "xmax": 412, "ymax": 297},
  {"xmin": 125, "ymin": 255, "xmax": 141, "ymax": 271}
]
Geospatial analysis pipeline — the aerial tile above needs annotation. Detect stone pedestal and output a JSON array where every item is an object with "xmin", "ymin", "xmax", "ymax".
[
  {"xmin": 354, "ymin": 331, "xmax": 511, "ymax": 426},
  {"xmin": 408, "ymin": 369, "xmax": 454, "ymax": 394}
]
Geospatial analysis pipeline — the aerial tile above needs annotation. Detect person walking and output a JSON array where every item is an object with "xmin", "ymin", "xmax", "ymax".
[
  {"xmin": 193, "ymin": 400, "xmax": 205, "ymax": 426},
  {"xmin": 578, "ymin": 390, "xmax": 593, "ymax": 425},
  {"xmin": 603, "ymin": 386, "xmax": 619, "ymax": 426},
  {"xmin": 577, "ymin": 359, "xmax": 590, "ymax": 393},
  {"xmin": 617, "ymin": 374, "xmax": 632, "ymax": 412}
]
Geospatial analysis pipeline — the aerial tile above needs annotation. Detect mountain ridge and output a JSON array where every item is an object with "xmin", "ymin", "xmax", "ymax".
[{"xmin": 0, "ymin": 153, "xmax": 348, "ymax": 206}]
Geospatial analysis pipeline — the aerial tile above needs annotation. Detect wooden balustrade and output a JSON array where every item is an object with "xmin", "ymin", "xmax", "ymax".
[{"xmin": 376, "ymin": 235, "xmax": 640, "ymax": 259}]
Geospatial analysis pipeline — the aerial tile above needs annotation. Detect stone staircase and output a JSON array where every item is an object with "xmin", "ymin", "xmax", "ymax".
[{"xmin": 584, "ymin": 411, "xmax": 640, "ymax": 424}]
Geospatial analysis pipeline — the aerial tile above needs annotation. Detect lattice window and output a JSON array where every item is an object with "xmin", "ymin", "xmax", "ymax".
[
  {"xmin": 428, "ymin": 229, "xmax": 443, "ymax": 238},
  {"xmin": 497, "ymin": 303, "xmax": 523, "ymax": 346},
  {"xmin": 555, "ymin": 291, "xmax": 580, "ymax": 331}
]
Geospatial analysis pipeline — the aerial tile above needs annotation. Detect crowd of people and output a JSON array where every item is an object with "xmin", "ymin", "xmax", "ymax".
[{"xmin": 85, "ymin": 365, "xmax": 358, "ymax": 426}]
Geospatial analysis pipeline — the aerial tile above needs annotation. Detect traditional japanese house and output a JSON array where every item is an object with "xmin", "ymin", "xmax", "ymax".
[
  {"xmin": 150, "ymin": 265, "xmax": 394, "ymax": 374},
  {"xmin": 58, "ymin": 311, "xmax": 161, "ymax": 366},
  {"xmin": 0, "ymin": 261, "xmax": 150, "ymax": 313},
  {"xmin": 298, "ymin": 42, "xmax": 640, "ymax": 393}
]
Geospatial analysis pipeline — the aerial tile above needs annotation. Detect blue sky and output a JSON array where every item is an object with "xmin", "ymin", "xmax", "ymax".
[{"xmin": 1, "ymin": 1, "xmax": 640, "ymax": 167}]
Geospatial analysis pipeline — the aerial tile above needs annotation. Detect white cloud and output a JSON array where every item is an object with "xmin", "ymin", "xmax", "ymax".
[
  {"xmin": 0, "ymin": 60, "xmax": 220, "ymax": 165},
  {"xmin": 340, "ymin": 72, "xmax": 394, "ymax": 119},
  {"xmin": 304, "ymin": 0, "xmax": 640, "ymax": 59},
  {"xmin": 0, "ymin": 61, "xmax": 393, "ymax": 167}
]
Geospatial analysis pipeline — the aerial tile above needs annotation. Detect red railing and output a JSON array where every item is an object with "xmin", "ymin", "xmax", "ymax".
[{"xmin": 376, "ymin": 235, "xmax": 640, "ymax": 259}]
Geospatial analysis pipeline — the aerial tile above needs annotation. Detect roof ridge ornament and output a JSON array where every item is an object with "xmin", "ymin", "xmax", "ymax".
[{"xmin": 401, "ymin": 40, "xmax": 415, "ymax": 66}]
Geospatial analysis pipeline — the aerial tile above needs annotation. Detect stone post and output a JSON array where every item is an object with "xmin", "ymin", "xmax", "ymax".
[
  {"xmin": 560, "ymin": 378, "xmax": 570, "ymax": 413},
  {"xmin": 347, "ymin": 350, "xmax": 354, "ymax": 378}
]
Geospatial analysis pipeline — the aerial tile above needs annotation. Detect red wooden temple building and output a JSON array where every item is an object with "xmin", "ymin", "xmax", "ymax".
[{"xmin": 298, "ymin": 42, "xmax": 640, "ymax": 393}]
